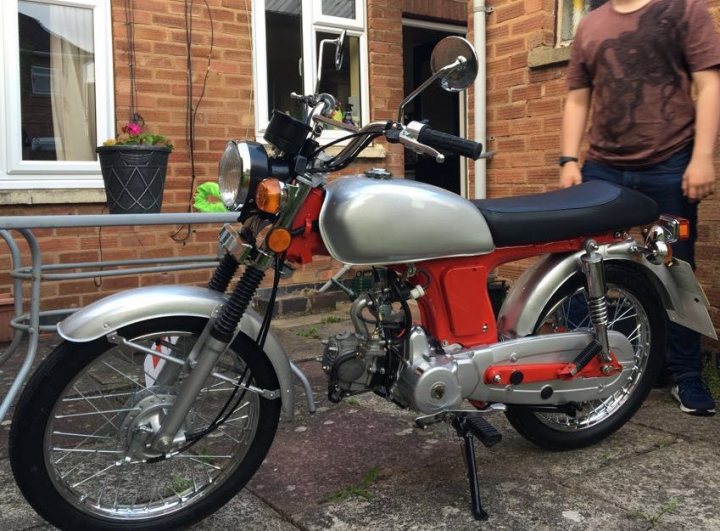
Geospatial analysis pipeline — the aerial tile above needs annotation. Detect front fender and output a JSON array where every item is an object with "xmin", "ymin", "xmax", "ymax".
[
  {"xmin": 497, "ymin": 239, "xmax": 717, "ymax": 340},
  {"xmin": 57, "ymin": 285, "xmax": 295, "ymax": 419}
]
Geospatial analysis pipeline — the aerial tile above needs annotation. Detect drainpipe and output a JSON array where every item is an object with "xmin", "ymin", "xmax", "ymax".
[{"xmin": 473, "ymin": 0, "xmax": 487, "ymax": 199}]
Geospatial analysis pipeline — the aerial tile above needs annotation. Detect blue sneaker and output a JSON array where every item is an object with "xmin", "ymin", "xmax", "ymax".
[{"xmin": 671, "ymin": 378, "xmax": 716, "ymax": 416}]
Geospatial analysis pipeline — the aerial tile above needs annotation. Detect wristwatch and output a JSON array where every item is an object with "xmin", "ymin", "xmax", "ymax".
[{"xmin": 558, "ymin": 156, "xmax": 579, "ymax": 167}]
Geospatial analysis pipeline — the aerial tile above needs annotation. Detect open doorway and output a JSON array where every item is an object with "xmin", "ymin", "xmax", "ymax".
[{"xmin": 402, "ymin": 21, "xmax": 467, "ymax": 196}]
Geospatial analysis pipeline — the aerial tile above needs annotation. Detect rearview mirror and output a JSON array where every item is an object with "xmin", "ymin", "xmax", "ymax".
[
  {"xmin": 397, "ymin": 36, "xmax": 478, "ymax": 123},
  {"xmin": 335, "ymin": 30, "xmax": 347, "ymax": 71},
  {"xmin": 430, "ymin": 36, "xmax": 478, "ymax": 92},
  {"xmin": 315, "ymin": 30, "xmax": 348, "ymax": 95}
]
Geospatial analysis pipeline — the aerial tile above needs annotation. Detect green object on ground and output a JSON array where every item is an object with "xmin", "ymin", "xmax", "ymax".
[{"xmin": 194, "ymin": 182, "xmax": 228, "ymax": 212}]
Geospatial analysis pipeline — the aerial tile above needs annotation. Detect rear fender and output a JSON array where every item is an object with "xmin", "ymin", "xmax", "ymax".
[
  {"xmin": 497, "ymin": 239, "xmax": 717, "ymax": 340},
  {"xmin": 57, "ymin": 285, "xmax": 295, "ymax": 419}
]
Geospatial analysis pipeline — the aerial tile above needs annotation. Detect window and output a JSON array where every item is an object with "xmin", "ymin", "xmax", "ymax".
[
  {"xmin": 0, "ymin": 0, "xmax": 114, "ymax": 190},
  {"xmin": 253, "ymin": 0, "xmax": 368, "ymax": 139},
  {"xmin": 556, "ymin": 0, "xmax": 606, "ymax": 46}
]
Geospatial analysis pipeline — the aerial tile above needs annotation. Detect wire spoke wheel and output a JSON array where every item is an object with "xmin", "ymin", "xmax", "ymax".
[
  {"xmin": 504, "ymin": 264, "xmax": 665, "ymax": 450},
  {"xmin": 11, "ymin": 317, "xmax": 280, "ymax": 530},
  {"xmin": 534, "ymin": 284, "xmax": 651, "ymax": 431}
]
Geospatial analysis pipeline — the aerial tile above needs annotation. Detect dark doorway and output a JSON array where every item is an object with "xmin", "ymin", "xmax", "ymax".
[{"xmin": 402, "ymin": 24, "xmax": 465, "ymax": 196}]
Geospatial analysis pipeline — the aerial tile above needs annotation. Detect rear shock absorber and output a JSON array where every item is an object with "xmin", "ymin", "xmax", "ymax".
[{"xmin": 581, "ymin": 239, "xmax": 611, "ymax": 362}]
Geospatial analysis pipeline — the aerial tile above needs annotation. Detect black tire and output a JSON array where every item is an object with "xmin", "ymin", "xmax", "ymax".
[
  {"xmin": 10, "ymin": 316, "xmax": 281, "ymax": 530},
  {"xmin": 505, "ymin": 263, "xmax": 666, "ymax": 450}
]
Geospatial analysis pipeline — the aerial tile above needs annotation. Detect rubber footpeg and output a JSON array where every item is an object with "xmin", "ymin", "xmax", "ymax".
[{"xmin": 466, "ymin": 416, "xmax": 502, "ymax": 448}]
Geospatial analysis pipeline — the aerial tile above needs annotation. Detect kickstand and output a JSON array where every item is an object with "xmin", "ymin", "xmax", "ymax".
[{"xmin": 451, "ymin": 415, "xmax": 502, "ymax": 521}]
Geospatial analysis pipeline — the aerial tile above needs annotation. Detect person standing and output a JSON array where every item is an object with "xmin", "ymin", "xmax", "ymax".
[{"xmin": 559, "ymin": 0, "xmax": 720, "ymax": 415}]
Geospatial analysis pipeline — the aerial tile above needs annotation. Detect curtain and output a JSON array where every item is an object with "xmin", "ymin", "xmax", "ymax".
[{"xmin": 46, "ymin": 3, "xmax": 96, "ymax": 161}]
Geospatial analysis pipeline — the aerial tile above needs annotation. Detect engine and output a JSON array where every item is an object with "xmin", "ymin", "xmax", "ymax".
[
  {"xmin": 320, "ymin": 268, "xmax": 467, "ymax": 413},
  {"xmin": 320, "ymin": 269, "xmax": 409, "ymax": 403},
  {"xmin": 321, "ymin": 331, "xmax": 387, "ymax": 402}
]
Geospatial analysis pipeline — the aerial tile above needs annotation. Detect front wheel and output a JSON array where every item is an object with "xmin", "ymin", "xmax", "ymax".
[
  {"xmin": 10, "ymin": 317, "xmax": 281, "ymax": 530},
  {"xmin": 505, "ymin": 263, "xmax": 666, "ymax": 450}
]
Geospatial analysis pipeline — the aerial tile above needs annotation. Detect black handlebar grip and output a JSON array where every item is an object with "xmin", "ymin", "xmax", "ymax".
[{"xmin": 417, "ymin": 126, "xmax": 484, "ymax": 160}]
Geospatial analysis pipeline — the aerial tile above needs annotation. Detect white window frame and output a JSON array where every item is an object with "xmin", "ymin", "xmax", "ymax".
[
  {"xmin": 0, "ymin": 0, "xmax": 114, "ymax": 190},
  {"xmin": 556, "ymin": 0, "xmax": 592, "ymax": 47},
  {"xmin": 252, "ymin": 0, "xmax": 369, "ymax": 141},
  {"xmin": 312, "ymin": 0, "xmax": 364, "ymax": 29}
]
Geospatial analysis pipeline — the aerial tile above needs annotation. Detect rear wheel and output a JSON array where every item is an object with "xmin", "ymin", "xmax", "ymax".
[
  {"xmin": 505, "ymin": 263, "xmax": 665, "ymax": 450},
  {"xmin": 10, "ymin": 317, "xmax": 281, "ymax": 530}
]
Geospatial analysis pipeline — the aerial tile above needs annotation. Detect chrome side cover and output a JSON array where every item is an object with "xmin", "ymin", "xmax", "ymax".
[
  {"xmin": 497, "ymin": 239, "xmax": 717, "ymax": 340},
  {"xmin": 394, "ymin": 330, "xmax": 634, "ymax": 414},
  {"xmin": 57, "ymin": 285, "xmax": 295, "ymax": 419},
  {"xmin": 319, "ymin": 177, "xmax": 495, "ymax": 265}
]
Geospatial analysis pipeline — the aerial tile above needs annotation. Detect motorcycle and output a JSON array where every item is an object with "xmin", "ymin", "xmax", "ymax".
[{"xmin": 9, "ymin": 35, "xmax": 716, "ymax": 529}]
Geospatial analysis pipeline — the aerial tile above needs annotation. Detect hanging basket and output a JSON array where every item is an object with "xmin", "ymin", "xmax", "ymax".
[{"xmin": 97, "ymin": 145, "xmax": 171, "ymax": 214}]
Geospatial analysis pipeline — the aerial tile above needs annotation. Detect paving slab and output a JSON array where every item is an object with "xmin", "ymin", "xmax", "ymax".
[
  {"xmin": 564, "ymin": 440, "xmax": 720, "ymax": 530},
  {"xmin": 294, "ymin": 456, "xmax": 653, "ymax": 531},
  {"xmin": 1, "ymin": 312, "xmax": 719, "ymax": 530}
]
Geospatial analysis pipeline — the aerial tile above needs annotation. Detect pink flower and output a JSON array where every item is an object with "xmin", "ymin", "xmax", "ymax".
[{"xmin": 125, "ymin": 122, "xmax": 143, "ymax": 135}]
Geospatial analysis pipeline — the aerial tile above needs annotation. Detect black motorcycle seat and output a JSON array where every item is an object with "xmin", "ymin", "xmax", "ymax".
[{"xmin": 472, "ymin": 181, "xmax": 659, "ymax": 247}]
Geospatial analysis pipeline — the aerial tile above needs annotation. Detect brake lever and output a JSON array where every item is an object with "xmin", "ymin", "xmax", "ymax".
[{"xmin": 398, "ymin": 130, "xmax": 445, "ymax": 163}]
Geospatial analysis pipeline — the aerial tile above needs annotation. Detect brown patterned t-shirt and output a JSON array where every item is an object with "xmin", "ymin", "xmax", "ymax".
[{"xmin": 567, "ymin": 0, "xmax": 720, "ymax": 167}]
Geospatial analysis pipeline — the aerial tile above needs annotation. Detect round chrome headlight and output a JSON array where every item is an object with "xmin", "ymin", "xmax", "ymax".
[
  {"xmin": 218, "ymin": 141, "xmax": 270, "ymax": 211},
  {"xmin": 218, "ymin": 141, "xmax": 250, "ymax": 210}
]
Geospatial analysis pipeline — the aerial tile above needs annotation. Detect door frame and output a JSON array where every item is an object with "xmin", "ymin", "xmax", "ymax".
[{"xmin": 402, "ymin": 18, "xmax": 468, "ymax": 197}]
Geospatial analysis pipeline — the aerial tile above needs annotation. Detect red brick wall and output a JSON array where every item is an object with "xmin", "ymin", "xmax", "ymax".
[
  {"xmin": 0, "ymin": 0, "xmax": 467, "ymax": 315},
  {"xmin": 482, "ymin": 0, "xmax": 720, "ymax": 330}
]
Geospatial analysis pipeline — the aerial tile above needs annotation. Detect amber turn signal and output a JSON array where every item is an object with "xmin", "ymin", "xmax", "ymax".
[
  {"xmin": 255, "ymin": 179, "xmax": 284, "ymax": 214},
  {"xmin": 677, "ymin": 218, "xmax": 691, "ymax": 240},
  {"xmin": 266, "ymin": 228, "xmax": 292, "ymax": 253}
]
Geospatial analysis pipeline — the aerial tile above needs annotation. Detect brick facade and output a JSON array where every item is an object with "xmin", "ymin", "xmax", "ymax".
[
  {"xmin": 480, "ymin": 0, "xmax": 720, "ymax": 330},
  {"xmin": 2, "ymin": 0, "xmax": 718, "ymax": 336},
  {"xmin": 0, "ymin": 0, "xmax": 467, "ymax": 314}
]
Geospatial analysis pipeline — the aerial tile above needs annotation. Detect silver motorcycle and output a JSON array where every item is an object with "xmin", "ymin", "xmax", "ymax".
[{"xmin": 9, "ymin": 35, "xmax": 716, "ymax": 529}]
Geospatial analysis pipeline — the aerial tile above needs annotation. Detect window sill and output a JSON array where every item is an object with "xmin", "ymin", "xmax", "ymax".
[
  {"xmin": 323, "ymin": 144, "xmax": 386, "ymax": 158},
  {"xmin": 0, "ymin": 188, "xmax": 107, "ymax": 206},
  {"xmin": 528, "ymin": 45, "xmax": 571, "ymax": 69},
  {"xmin": 255, "ymin": 137, "xmax": 387, "ymax": 159}
]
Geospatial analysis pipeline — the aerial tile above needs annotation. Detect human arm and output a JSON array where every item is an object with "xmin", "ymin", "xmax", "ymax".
[
  {"xmin": 683, "ymin": 68, "xmax": 720, "ymax": 200},
  {"xmin": 559, "ymin": 88, "xmax": 592, "ymax": 188}
]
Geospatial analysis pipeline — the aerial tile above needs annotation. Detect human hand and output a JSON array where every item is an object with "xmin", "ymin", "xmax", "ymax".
[
  {"xmin": 559, "ymin": 163, "xmax": 582, "ymax": 188},
  {"xmin": 682, "ymin": 156, "xmax": 715, "ymax": 201}
]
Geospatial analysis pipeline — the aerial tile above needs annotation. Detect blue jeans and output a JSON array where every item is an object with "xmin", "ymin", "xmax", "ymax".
[{"xmin": 582, "ymin": 146, "xmax": 702, "ymax": 382}]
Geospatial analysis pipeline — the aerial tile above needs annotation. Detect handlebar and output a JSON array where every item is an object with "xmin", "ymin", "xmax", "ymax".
[
  {"xmin": 308, "ymin": 115, "xmax": 485, "ymax": 174},
  {"xmin": 416, "ymin": 126, "xmax": 484, "ymax": 160}
]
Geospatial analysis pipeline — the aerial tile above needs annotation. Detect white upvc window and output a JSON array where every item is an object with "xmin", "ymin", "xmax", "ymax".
[
  {"xmin": 252, "ymin": 0, "xmax": 369, "ymax": 140},
  {"xmin": 0, "ymin": 0, "xmax": 114, "ymax": 190},
  {"xmin": 556, "ymin": 0, "xmax": 593, "ymax": 46}
]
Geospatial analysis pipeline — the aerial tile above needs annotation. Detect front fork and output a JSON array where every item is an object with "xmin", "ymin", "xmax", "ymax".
[
  {"xmin": 152, "ymin": 179, "xmax": 314, "ymax": 453},
  {"xmin": 152, "ymin": 262, "xmax": 268, "ymax": 452}
]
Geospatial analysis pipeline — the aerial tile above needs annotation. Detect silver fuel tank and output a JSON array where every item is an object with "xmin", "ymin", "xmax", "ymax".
[{"xmin": 319, "ymin": 176, "xmax": 495, "ymax": 266}]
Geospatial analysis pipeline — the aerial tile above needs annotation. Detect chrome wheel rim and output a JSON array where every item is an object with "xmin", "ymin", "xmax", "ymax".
[
  {"xmin": 44, "ymin": 329, "xmax": 260, "ymax": 521},
  {"xmin": 534, "ymin": 284, "xmax": 652, "ymax": 431}
]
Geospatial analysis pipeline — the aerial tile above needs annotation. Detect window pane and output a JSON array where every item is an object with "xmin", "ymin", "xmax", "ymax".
[
  {"xmin": 321, "ymin": 0, "xmax": 355, "ymax": 20},
  {"xmin": 316, "ymin": 32, "xmax": 361, "ymax": 127},
  {"xmin": 266, "ymin": 0, "xmax": 305, "ymax": 121},
  {"xmin": 18, "ymin": 1, "xmax": 96, "ymax": 161}
]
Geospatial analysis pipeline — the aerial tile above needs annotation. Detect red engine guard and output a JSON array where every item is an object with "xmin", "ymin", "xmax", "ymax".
[
  {"xmin": 483, "ymin": 351, "xmax": 624, "ymax": 385},
  {"xmin": 285, "ymin": 187, "xmax": 329, "ymax": 264},
  {"xmin": 284, "ymin": 186, "xmax": 619, "ymax": 349},
  {"xmin": 402, "ymin": 235, "xmax": 615, "ymax": 347}
]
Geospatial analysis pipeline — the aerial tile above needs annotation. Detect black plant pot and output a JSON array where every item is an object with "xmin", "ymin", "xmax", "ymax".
[{"xmin": 96, "ymin": 144, "xmax": 171, "ymax": 214}]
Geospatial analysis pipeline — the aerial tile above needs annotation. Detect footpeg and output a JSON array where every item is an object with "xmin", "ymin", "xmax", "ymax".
[
  {"xmin": 559, "ymin": 339, "xmax": 602, "ymax": 377},
  {"xmin": 464, "ymin": 415, "xmax": 502, "ymax": 448}
]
